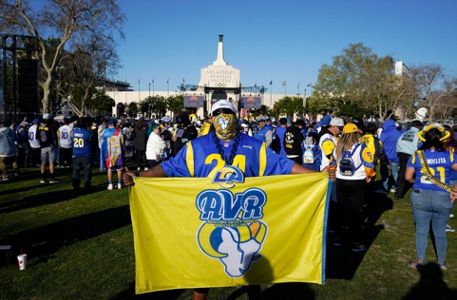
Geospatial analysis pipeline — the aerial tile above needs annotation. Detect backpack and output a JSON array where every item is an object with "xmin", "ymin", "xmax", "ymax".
[
  {"xmin": 303, "ymin": 141, "xmax": 316, "ymax": 165},
  {"xmin": 270, "ymin": 130, "xmax": 281, "ymax": 154},
  {"xmin": 302, "ymin": 131, "xmax": 320, "ymax": 171},
  {"xmin": 339, "ymin": 144, "xmax": 362, "ymax": 176}
]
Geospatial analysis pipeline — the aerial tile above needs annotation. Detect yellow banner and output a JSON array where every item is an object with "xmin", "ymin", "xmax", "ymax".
[{"xmin": 130, "ymin": 170, "xmax": 330, "ymax": 294}]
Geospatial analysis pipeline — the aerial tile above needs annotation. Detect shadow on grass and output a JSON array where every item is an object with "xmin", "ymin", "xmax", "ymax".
[
  {"xmin": 1, "ymin": 167, "xmax": 71, "ymax": 183},
  {"xmin": 326, "ymin": 180, "xmax": 393, "ymax": 280},
  {"xmin": 402, "ymin": 263, "xmax": 457, "ymax": 299},
  {"xmin": 262, "ymin": 282, "xmax": 315, "ymax": 300},
  {"xmin": 0, "ymin": 183, "xmax": 45, "ymax": 196},
  {"xmin": 0, "ymin": 205, "xmax": 131, "ymax": 266},
  {"xmin": 111, "ymin": 282, "xmax": 185, "ymax": 299},
  {"xmin": 0, "ymin": 185, "xmax": 106, "ymax": 213}
]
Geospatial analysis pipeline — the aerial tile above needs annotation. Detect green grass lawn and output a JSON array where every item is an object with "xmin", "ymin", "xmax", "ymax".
[{"xmin": 1, "ymin": 167, "xmax": 456, "ymax": 299}]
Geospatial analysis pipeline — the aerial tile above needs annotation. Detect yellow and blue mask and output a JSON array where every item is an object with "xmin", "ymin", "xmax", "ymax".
[{"xmin": 213, "ymin": 113, "xmax": 237, "ymax": 141}]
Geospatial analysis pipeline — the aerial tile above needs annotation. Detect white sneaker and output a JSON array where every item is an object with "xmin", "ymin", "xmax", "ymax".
[
  {"xmin": 450, "ymin": 214, "xmax": 454, "ymax": 218},
  {"xmin": 144, "ymin": 167, "xmax": 149, "ymax": 171},
  {"xmin": 107, "ymin": 183, "xmax": 113, "ymax": 190},
  {"xmin": 48, "ymin": 178, "xmax": 59, "ymax": 184},
  {"xmin": 445, "ymin": 225, "xmax": 455, "ymax": 232},
  {"xmin": 389, "ymin": 188, "xmax": 396, "ymax": 193},
  {"xmin": 117, "ymin": 183, "xmax": 122, "ymax": 189}
]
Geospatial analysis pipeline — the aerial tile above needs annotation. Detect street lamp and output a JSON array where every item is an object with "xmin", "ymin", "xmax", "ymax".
[
  {"xmin": 303, "ymin": 88, "xmax": 307, "ymax": 114},
  {"xmin": 303, "ymin": 83, "xmax": 312, "ymax": 115}
]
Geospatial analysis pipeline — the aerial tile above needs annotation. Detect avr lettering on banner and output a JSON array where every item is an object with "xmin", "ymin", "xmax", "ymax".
[{"xmin": 196, "ymin": 188, "xmax": 266, "ymax": 221}]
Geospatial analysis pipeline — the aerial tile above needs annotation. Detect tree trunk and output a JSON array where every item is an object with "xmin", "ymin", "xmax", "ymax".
[
  {"xmin": 41, "ymin": 74, "xmax": 52, "ymax": 114},
  {"xmin": 428, "ymin": 105, "xmax": 434, "ymax": 121}
]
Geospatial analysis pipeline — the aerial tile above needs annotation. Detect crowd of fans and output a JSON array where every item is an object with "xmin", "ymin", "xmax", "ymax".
[{"xmin": 1, "ymin": 104, "xmax": 456, "ymax": 271}]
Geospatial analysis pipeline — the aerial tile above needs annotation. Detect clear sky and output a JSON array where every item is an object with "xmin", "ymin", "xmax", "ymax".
[{"xmin": 115, "ymin": 0, "xmax": 457, "ymax": 94}]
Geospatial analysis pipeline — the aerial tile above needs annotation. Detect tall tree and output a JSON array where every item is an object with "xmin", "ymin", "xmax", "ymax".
[
  {"xmin": 167, "ymin": 95, "xmax": 184, "ymax": 115},
  {"xmin": 149, "ymin": 96, "xmax": 167, "ymax": 117},
  {"xmin": 313, "ymin": 43, "xmax": 412, "ymax": 120},
  {"xmin": 273, "ymin": 96, "xmax": 304, "ymax": 117},
  {"xmin": 89, "ymin": 90, "xmax": 115, "ymax": 116},
  {"xmin": 408, "ymin": 64, "xmax": 457, "ymax": 120},
  {"xmin": 56, "ymin": 35, "xmax": 120, "ymax": 116},
  {"xmin": 0, "ymin": 0, "xmax": 124, "ymax": 113}
]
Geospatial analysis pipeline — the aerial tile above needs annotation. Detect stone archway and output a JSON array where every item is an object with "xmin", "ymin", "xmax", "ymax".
[{"xmin": 116, "ymin": 102, "xmax": 125, "ymax": 117}]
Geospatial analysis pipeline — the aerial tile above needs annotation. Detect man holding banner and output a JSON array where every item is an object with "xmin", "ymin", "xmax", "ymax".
[{"xmin": 124, "ymin": 99, "xmax": 334, "ymax": 300}]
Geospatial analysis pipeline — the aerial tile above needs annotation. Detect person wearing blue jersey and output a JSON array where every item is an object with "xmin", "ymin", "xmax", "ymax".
[
  {"xmin": 405, "ymin": 124, "xmax": 457, "ymax": 270},
  {"xmin": 72, "ymin": 118, "xmax": 93, "ymax": 191},
  {"xmin": 123, "ymin": 99, "xmax": 335, "ymax": 300},
  {"xmin": 380, "ymin": 116, "xmax": 402, "ymax": 193},
  {"xmin": 274, "ymin": 117, "xmax": 288, "ymax": 157},
  {"xmin": 100, "ymin": 119, "xmax": 124, "ymax": 190},
  {"xmin": 253, "ymin": 116, "xmax": 273, "ymax": 148}
]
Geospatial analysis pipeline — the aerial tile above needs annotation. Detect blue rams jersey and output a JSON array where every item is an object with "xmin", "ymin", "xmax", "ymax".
[
  {"xmin": 161, "ymin": 133, "xmax": 295, "ymax": 177},
  {"xmin": 253, "ymin": 126, "xmax": 271, "ymax": 143},
  {"xmin": 407, "ymin": 149, "xmax": 456, "ymax": 192},
  {"xmin": 72, "ymin": 127, "xmax": 92, "ymax": 157}
]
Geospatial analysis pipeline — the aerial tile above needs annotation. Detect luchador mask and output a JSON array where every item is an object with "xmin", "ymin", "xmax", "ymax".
[{"xmin": 213, "ymin": 113, "xmax": 237, "ymax": 141}]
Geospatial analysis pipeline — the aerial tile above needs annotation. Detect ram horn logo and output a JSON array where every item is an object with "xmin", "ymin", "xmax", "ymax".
[
  {"xmin": 197, "ymin": 221, "xmax": 267, "ymax": 277},
  {"xmin": 215, "ymin": 115, "xmax": 230, "ymax": 130}
]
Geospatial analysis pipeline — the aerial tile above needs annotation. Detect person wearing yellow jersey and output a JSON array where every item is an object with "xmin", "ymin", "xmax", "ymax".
[
  {"xmin": 359, "ymin": 123, "xmax": 383, "ymax": 165},
  {"xmin": 334, "ymin": 123, "xmax": 376, "ymax": 252},
  {"xmin": 317, "ymin": 117, "xmax": 344, "ymax": 170}
]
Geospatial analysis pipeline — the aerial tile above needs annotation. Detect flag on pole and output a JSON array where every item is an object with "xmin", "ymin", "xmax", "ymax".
[
  {"xmin": 269, "ymin": 80, "xmax": 273, "ymax": 85},
  {"xmin": 129, "ymin": 171, "xmax": 330, "ymax": 294},
  {"xmin": 282, "ymin": 81, "xmax": 286, "ymax": 86}
]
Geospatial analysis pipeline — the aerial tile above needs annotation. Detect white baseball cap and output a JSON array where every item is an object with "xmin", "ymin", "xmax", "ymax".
[
  {"xmin": 211, "ymin": 99, "xmax": 237, "ymax": 115},
  {"xmin": 330, "ymin": 117, "xmax": 344, "ymax": 127}
]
